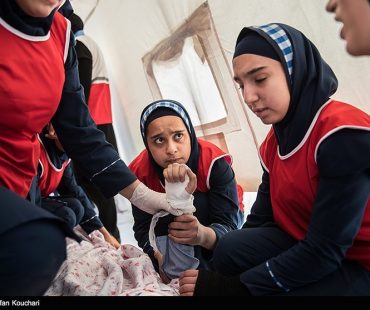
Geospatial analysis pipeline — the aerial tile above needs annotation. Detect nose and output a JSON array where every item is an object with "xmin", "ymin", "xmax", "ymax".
[
  {"xmin": 243, "ymin": 86, "xmax": 258, "ymax": 110},
  {"xmin": 166, "ymin": 140, "xmax": 177, "ymax": 155},
  {"xmin": 326, "ymin": 0, "xmax": 336, "ymax": 12}
]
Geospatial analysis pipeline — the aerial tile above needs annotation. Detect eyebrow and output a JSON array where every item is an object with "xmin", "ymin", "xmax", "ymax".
[
  {"xmin": 149, "ymin": 129, "xmax": 185, "ymax": 140},
  {"xmin": 234, "ymin": 66, "xmax": 267, "ymax": 81}
]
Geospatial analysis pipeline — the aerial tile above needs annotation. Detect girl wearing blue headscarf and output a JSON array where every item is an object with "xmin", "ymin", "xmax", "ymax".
[
  {"xmin": 129, "ymin": 99, "xmax": 244, "ymax": 281},
  {"xmin": 179, "ymin": 23, "xmax": 370, "ymax": 296}
]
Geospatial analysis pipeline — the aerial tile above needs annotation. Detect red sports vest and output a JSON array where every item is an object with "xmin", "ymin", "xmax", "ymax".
[
  {"xmin": 37, "ymin": 136, "xmax": 70, "ymax": 197},
  {"xmin": 0, "ymin": 13, "xmax": 69, "ymax": 197},
  {"xmin": 88, "ymin": 83, "xmax": 112, "ymax": 125},
  {"xmin": 129, "ymin": 139, "xmax": 244, "ymax": 211},
  {"xmin": 259, "ymin": 100, "xmax": 370, "ymax": 270}
]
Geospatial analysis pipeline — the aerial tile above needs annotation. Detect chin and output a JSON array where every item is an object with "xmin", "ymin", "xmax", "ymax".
[{"xmin": 346, "ymin": 44, "xmax": 364, "ymax": 56}]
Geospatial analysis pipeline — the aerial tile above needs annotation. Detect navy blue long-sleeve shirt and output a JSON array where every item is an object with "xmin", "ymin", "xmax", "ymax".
[{"xmin": 241, "ymin": 129, "xmax": 370, "ymax": 295}]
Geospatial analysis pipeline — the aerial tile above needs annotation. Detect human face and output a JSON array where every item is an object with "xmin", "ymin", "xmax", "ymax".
[
  {"xmin": 326, "ymin": 0, "xmax": 370, "ymax": 56},
  {"xmin": 146, "ymin": 115, "xmax": 191, "ymax": 169},
  {"xmin": 15, "ymin": 0, "xmax": 63, "ymax": 18},
  {"xmin": 233, "ymin": 54, "xmax": 290, "ymax": 125}
]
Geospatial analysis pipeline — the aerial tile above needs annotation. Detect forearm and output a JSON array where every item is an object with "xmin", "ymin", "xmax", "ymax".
[
  {"xmin": 197, "ymin": 225, "xmax": 217, "ymax": 250},
  {"xmin": 127, "ymin": 181, "xmax": 182, "ymax": 215},
  {"xmin": 119, "ymin": 179, "xmax": 140, "ymax": 200}
]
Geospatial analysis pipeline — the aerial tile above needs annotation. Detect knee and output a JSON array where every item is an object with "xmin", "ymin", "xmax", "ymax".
[
  {"xmin": 0, "ymin": 220, "xmax": 66, "ymax": 296},
  {"xmin": 62, "ymin": 207, "xmax": 77, "ymax": 229},
  {"xmin": 212, "ymin": 231, "xmax": 240, "ymax": 274},
  {"xmin": 64, "ymin": 199, "xmax": 84, "ymax": 225}
]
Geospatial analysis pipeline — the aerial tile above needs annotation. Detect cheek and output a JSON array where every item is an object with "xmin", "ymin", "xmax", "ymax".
[
  {"xmin": 183, "ymin": 141, "xmax": 192, "ymax": 162},
  {"xmin": 148, "ymin": 147, "xmax": 164, "ymax": 165}
]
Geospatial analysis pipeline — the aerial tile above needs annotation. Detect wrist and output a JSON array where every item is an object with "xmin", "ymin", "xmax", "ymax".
[{"xmin": 197, "ymin": 225, "xmax": 216, "ymax": 250}]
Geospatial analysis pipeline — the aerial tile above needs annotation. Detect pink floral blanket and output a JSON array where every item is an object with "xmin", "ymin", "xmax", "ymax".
[{"xmin": 45, "ymin": 229, "xmax": 179, "ymax": 296}]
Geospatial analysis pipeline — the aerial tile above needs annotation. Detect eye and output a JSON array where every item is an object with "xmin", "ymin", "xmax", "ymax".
[
  {"xmin": 236, "ymin": 82, "xmax": 244, "ymax": 91},
  {"xmin": 174, "ymin": 133, "xmax": 183, "ymax": 141},
  {"xmin": 255, "ymin": 77, "xmax": 267, "ymax": 84},
  {"xmin": 154, "ymin": 137, "xmax": 164, "ymax": 144}
]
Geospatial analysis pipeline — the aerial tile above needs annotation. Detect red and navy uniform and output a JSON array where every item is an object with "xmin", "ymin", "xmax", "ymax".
[
  {"xmin": 0, "ymin": 12, "xmax": 69, "ymax": 197},
  {"xmin": 260, "ymin": 100, "xmax": 370, "ymax": 271},
  {"xmin": 37, "ymin": 136, "xmax": 70, "ymax": 197}
]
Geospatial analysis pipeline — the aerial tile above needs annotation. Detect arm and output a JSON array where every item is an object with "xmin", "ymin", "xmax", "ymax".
[
  {"xmin": 239, "ymin": 129, "xmax": 370, "ymax": 295},
  {"xmin": 52, "ymin": 33, "xmax": 137, "ymax": 198},
  {"xmin": 243, "ymin": 170, "xmax": 275, "ymax": 228},
  {"xmin": 53, "ymin": 34, "xmax": 193, "ymax": 215},
  {"xmin": 57, "ymin": 163, "xmax": 103, "ymax": 234},
  {"xmin": 75, "ymin": 41, "xmax": 92, "ymax": 103},
  {"xmin": 169, "ymin": 158, "xmax": 242, "ymax": 250},
  {"xmin": 204, "ymin": 157, "xmax": 242, "ymax": 240}
]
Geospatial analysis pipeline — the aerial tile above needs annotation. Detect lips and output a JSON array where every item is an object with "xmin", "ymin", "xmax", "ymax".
[
  {"xmin": 254, "ymin": 108, "xmax": 268, "ymax": 118},
  {"xmin": 167, "ymin": 158, "xmax": 181, "ymax": 164}
]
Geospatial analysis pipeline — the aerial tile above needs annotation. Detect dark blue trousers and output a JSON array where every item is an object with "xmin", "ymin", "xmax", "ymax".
[
  {"xmin": 213, "ymin": 225, "xmax": 370, "ymax": 295},
  {"xmin": 41, "ymin": 197, "xmax": 84, "ymax": 230},
  {"xmin": 0, "ymin": 187, "xmax": 66, "ymax": 296}
]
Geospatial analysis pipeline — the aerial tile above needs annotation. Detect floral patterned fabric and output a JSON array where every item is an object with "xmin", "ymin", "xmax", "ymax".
[{"xmin": 45, "ymin": 228, "xmax": 179, "ymax": 296}]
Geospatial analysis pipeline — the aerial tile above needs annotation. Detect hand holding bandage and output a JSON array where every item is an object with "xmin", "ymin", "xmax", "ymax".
[
  {"xmin": 149, "ymin": 164, "xmax": 199, "ymax": 280},
  {"xmin": 130, "ymin": 164, "xmax": 196, "ymax": 216},
  {"xmin": 165, "ymin": 174, "xmax": 195, "ymax": 215}
]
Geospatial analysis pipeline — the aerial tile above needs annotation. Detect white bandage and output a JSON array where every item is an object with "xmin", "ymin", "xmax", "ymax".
[
  {"xmin": 130, "ymin": 182, "xmax": 183, "ymax": 216},
  {"xmin": 165, "ymin": 175, "xmax": 195, "ymax": 214},
  {"xmin": 149, "ymin": 175, "xmax": 195, "ymax": 252}
]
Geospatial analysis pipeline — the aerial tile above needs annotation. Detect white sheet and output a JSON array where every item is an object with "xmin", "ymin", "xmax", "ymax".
[{"xmin": 45, "ymin": 228, "xmax": 179, "ymax": 296}]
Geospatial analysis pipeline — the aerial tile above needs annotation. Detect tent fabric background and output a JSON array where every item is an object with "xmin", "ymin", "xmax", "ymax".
[{"xmin": 71, "ymin": 0, "xmax": 370, "ymax": 191}]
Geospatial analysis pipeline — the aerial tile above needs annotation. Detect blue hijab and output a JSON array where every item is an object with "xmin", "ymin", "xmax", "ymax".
[
  {"xmin": 140, "ymin": 99, "xmax": 199, "ymax": 184},
  {"xmin": 234, "ymin": 23, "xmax": 338, "ymax": 156}
]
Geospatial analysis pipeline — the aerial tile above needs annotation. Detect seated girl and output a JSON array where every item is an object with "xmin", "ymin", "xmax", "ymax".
[{"xmin": 129, "ymin": 99, "xmax": 244, "ymax": 281}]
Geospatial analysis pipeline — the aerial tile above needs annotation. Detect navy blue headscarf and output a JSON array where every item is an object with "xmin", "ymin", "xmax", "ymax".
[
  {"xmin": 234, "ymin": 23, "xmax": 338, "ymax": 156},
  {"xmin": 140, "ymin": 100, "xmax": 199, "ymax": 184}
]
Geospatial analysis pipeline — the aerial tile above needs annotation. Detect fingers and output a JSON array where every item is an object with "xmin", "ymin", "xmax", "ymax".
[
  {"xmin": 163, "ymin": 163, "xmax": 189, "ymax": 183},
  {"xmin": 179, "ymin": 269, "xmax": 198, "ymax": 296},
  {"xmin": 106, "ymin": 235, "xmax": 120, "ymax": 249},
  {"xmin": 168, "ymin": 215, "xmax": 198, "ymax": 244},
  {"xmin": 185, "ymin": 167, "xmax": 197, "ymax": 194},
  {"xmin": 45, "ymin": 133, "xmax": 58, "ymax": 140},
  {"xmin": 169, "ymin": 214, "xmax": 196, "ymax": 231}
]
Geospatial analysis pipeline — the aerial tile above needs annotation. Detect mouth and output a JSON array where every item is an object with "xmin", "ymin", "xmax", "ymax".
[
  {"xmin": 254, "ymin": 107, "xmax": 268, "ymax": 118},
  {"xmin": 166, "ymin": 158, "xmax": 182, "ymax": 164}
]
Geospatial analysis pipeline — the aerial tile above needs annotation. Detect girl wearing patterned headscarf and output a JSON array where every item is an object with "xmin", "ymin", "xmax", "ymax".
[
  {"xmin": 129, "ymin": 99, "xmax": 244, "ymax": 281},
  {"xmin": 179, "ymin": 23, "xmax": 370, "ymax": 296}
]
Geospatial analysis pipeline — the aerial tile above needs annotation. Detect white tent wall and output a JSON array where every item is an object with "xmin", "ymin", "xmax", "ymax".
[{"xmin": 71, "ymin": 0, "xmax": 370, "ymax": 192}]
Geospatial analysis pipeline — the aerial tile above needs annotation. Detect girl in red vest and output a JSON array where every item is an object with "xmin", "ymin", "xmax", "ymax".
[
  {"xmin": 129, "ymin": 100, "xmax": 244, "ymax": 282},
  {"xmin": 0, "ymin": 0, "xmax": 186, "ymax": 295},
  {"xmin": 180, "ymin": 24, "xmax": 370, "ymax": 296}
]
